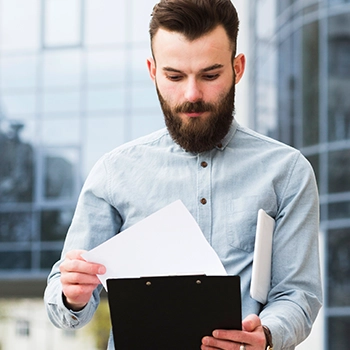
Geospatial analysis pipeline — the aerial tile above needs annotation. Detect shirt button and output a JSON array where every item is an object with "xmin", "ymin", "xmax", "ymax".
[
  {"xmin": 200, "ymin": 198, "xmax": 207, "ymax": 205},
  {"xmin": 201, "ymin": 161, "xmax": 208, "ymax": 168},
  {"xmin": 217, "ymin": 143, "xmax": 223, "ymax": 148},
  {"xmin": 71, "ymin": 315, "xmax": 78, "ymax": 321}
]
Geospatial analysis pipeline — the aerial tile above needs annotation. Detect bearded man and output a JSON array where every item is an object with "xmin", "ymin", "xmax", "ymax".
[{"xmin": 45, "ymin": 1, "xmax": 322, "ymax": 349}]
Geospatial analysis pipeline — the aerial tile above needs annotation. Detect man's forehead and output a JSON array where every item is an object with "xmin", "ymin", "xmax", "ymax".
[{"xmin": 152, "ymin": 26, "xmax": 232, "ymax": 68}]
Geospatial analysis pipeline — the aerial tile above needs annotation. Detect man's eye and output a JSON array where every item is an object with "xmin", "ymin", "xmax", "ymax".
[
  {"xmin": 167, "ymin": 75, "xmax": 182, "ymax": 81},
  {"xmin": 203, "ymin": 74, "xmax": 219, "ymax": 81}
]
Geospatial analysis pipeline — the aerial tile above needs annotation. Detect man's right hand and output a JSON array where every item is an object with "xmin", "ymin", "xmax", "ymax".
[{"xmin": 59, "ymin": 249, "xmax": 106, "ymax": 311}]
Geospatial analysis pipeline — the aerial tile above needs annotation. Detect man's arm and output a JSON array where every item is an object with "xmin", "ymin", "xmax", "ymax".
[
  {"xmin": 204, "ymin": 152, "xmax": 322, "ymax": 350},
  {"xmin": 44, "ymin": 154, "xmax": 121, "ymax": 329}
]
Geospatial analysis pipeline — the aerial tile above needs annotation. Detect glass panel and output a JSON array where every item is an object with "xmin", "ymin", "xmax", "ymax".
[
  {"xmin": 329, "ymin": 0, "xmax": 350, "ymax": 4},
  {"xmin": 0, "ymin": 212, "xmax": 32, "ymax": 242},
  {"xmin": 1, "ymin": 93, "xmax": 36, "ymax": 115},
  {"xmin": 85, "ymin": 0, "xmax": 126, "ymax": 46},
  {"xmin": 328, "ymin": 228, "xmax": 350, "ymax": 307},
  {"xmin": 131, "ymin": 47, "xmax": 153, "ymax": 83},
  {"xmin": 328, "ymin": 317, "xmax": 350, "ymax": 350},
  {"xmin": 43, "ymin": 149, "xmax": 78, "ymax": 200},
  {"xmin": 302, "ymin": 21, "xmax": 319, "ymax": 146},
  {"xmin": 131, "ymin": 85, "xmax": 161, "ymax": 110},
  {"xmin": 328, "ymin": 13, "xmax": 350, "ymax": 141},
  {"xmin": 303, "ymin": 4, "xmax": 319, "ymax": 15},
  {"xmin": 131, "ymin": 0, "xmax": 157, "ymax": 43},
  {"xmin": 329, "ymin": 201, "xmax": 350, "ymax": 220},
  {"xmin": 41, "ymin": 117, "xmax": 80, "ymax": 146},
  {"xmin": 0, "ymin": 251, "xmax": 32, "ymax": 270},
  {"xmin": 43, "ymin": 50, "xmax": 81, "ymax": 88},
  {"xmin": 277, "ymin": 37, "xmax": 293, "ymax": 145},
  {"xmin": 0, "ymin": 122, "xmax": 34, "ymax": 203},
  {"xmin": 44, "ymin": 0, "xmax": 82, "ymax": 47},
  {"xmin": 0, "ymin": 55, "xmax": 38, "ymax": 90},
  {"xmin": 40, "ymin": 249, "xmax": 62, "ymax": 269},
  {"xmin": 328, "ymin": 149, "xmax": 350, "ymax": 193},
  {"xmin": 87, "ymin": 51, "xmax": 125, "ymax": 86},
  {"xmin": 305, "ymin": 154, "xmax": 320, "ymax": 190},
  {"xmin": 16, "ymin": 320, "xmax": 30, "ymax": 337},
  {"xmin": 0, "ymin": 0, "xmax": 40, "ymax": 52},
  {"xmin": 41, "ymin": 209, "xmax": 73, "ymax": 241},
  {"xmin": 43, "ymin": 91, "xmax": 80, "ymax": 114},
  {"xmin": 277, "ymin": 0, "xmax": 296, "ymax": 14},
  {"xmin": 12, "ymin": 118, "xmax": 36, "ymax": 144},
  {"xmin": 131, "ymin": 113, "xmax": 165, "ymax": 140},
  {"xmin": 87, "ymin": 88, "xmax": 125, "ymax": 111},
  {"xmin": 84, "ymin": 116, "xmax": 124, "ymax": 176}
]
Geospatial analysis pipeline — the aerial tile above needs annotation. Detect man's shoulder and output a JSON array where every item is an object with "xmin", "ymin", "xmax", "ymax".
[
  {"xmin": 104, "ymin": 128, "xmax": 172, "ymax": 159},
  {"xmin": 235, "ymin": 123, "xmax": 299, "ymax": 154},
  {"xmin": 108, "ymin": 127, "xmax": 170, "ymax": 155}
]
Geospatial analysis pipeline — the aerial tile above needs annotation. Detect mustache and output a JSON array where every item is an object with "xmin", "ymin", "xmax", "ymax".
[{"xmin": 174, "ymin": 101, "xmax": 215, "ymax": 114}]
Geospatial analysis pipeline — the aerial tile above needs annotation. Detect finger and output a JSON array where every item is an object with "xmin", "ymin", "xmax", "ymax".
[
  {"xmin": 202, "ymin": 335, "xmax": 240, "ymax": 349},
  {"xmin": 60, "ymin": 271, "xmax": 101, "ymax": 286},
  {"xmin": 64, "ymin": 249, "xmax": 90, "ymax": 261},
  {"xmin": 63, "ymin": 283, "xmax": 97, "ymax": 299},
  {"xmin": 60, "ymin": 257, "xmax": 106, "ymax": 276},
  {"xmin": 212, "ymin": 329, "xmax": 243, "ymax": 342}
]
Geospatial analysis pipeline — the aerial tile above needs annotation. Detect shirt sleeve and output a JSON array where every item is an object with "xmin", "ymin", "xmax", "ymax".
[
  {"xmin": 44, "ymin": 154, "xmax": 122, "ymax": 329},
  {"xmin": 260, "ymin": 152, "xmax": 323, "ymax": 350}
]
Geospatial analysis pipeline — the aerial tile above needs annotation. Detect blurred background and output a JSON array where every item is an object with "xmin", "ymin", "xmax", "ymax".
[{"xmin": 0, "ymin": 0, "xmax": 349, "ymax": 349}]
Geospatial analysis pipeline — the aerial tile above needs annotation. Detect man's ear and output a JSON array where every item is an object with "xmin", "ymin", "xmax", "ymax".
[
  {"xmin": 147, "ymin": 57, "xmax": 156, "ymax": 83},
  {"xmin": 233, "ymin": 53, "xmax": 246, "ymax": 84}
]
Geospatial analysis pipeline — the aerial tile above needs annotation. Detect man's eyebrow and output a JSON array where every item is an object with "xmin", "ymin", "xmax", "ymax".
[
  {"xmin": 201, "ymin": 64, "xmax": 224, "ymax": 72},
  {"xmin": 162, "ymin": 64, "xmax": 224, "ymax": 74},
  {"xmin": 163, "ymin": 67, "xmax": 183, "ymax": 73}
]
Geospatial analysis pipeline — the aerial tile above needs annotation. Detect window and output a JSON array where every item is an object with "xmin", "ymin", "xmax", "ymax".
[
  {"xmin": 302, "ymin": 21, "xmax": 320, "ymax": 146},
  {"xmin": 328, "ymin": 14, "xmax": 350, "ymax": 141},
  {"xmin": 15, "ymin": 320, "xmax": 30, "ymax": 337},
  {"xmin": 43, "ymin": 0, "xmax": 83, "ymax": 48}
]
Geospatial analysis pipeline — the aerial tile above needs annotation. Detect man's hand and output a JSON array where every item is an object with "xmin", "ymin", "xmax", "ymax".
[
  {"xmin": 201, "ymin": 314, "xmax": 266, "ymax": 350},
  {"xmin": 59, "ymin": 249, "xmax": 106, "ymax": 311}
]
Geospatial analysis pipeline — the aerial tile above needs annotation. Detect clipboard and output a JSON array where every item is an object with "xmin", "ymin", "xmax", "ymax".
[{"xmin": 107, "ymin": 274, "xmax": 242, "ymax": 350}]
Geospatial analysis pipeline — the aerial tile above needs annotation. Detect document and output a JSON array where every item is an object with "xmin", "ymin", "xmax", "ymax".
[{"xmin": 82, "ymin": 200, "xmax": 227, "ymax": 290}]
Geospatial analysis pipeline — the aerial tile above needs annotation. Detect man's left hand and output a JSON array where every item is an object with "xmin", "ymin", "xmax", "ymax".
[{"xmin": 201, "ymin": 314, "xmax": 266, "ymax": 350}]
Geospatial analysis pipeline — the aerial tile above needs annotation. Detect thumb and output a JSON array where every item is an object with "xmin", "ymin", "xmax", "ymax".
[{"xmin": 242, "ymin": 314, "xmax": 262, "ymax": 332}]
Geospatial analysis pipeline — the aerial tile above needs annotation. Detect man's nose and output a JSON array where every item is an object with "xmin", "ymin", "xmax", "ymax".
[{"xmin": 184, "ymin": 79, "xmax": 203, "ymax": 102}]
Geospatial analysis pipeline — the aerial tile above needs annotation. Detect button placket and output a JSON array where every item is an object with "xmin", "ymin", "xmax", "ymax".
[{"xmin": 197, "ymin": 155, "xmax": 212, "ymax": 243}]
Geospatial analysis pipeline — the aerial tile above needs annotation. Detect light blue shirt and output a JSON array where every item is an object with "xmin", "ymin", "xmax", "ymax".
[{"xmin": 44, "ymin": 119, "xmax": 322, "ymax": 350}]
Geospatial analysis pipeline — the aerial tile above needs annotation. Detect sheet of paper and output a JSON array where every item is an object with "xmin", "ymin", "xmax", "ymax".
[{"xmin": 82, "ymin": 200, "xmax": 227, "ymax": 290}]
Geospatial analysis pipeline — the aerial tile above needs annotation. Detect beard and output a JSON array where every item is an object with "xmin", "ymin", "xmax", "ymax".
[{"xmin": 156, "ymin": 80, "xmax": 236, "ymax": 153}]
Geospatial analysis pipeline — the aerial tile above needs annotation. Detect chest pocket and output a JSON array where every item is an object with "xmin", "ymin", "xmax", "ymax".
[{"xmin": 225, "ymin": 196, "xmax": 274, "ymax": 253}]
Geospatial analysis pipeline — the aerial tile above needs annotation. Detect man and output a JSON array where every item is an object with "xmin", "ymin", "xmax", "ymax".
[{"xmin": 44, "ymin": 1, "xmax": 322, "ymax": 349}]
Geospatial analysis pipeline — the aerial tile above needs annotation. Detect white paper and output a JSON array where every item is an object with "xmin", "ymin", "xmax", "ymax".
[{"xmin": 82, "ymin": 200, "xmax": 226, "ymax": 290}]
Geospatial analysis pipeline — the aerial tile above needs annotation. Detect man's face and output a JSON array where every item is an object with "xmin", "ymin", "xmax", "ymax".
[{"xmin": 148, "ymin": 25, "xmax": 244, "ymax": 153}]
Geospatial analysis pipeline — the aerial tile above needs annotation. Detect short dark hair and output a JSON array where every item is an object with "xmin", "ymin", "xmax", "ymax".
[{"xmin": 149, "ymin": 0, "xmax": 240, "ymax": 57}]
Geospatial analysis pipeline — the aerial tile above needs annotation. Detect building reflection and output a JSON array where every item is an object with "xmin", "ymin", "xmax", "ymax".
[
  {"xmin": 251, "ymin": 1, "xmax": 350, "ymax": 348},
  {"xmin": 0, "ymin": 118, "xmax": 74, "ymax": 271}
]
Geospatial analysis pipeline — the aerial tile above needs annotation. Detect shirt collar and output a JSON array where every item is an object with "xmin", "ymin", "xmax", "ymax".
[{"xmin": 215, "ymin": 119, "xmax": 238, "ymax": 151}]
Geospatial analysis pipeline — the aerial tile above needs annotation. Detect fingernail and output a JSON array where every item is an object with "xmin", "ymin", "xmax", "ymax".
[{"xmin": 98, "ymin": 266, "xmax": 106, "ymax": 274}]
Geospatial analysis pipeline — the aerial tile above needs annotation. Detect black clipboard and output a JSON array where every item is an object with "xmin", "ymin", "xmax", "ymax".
[{"xmin": 107, "ymin": 275, "xmax": 242, "ymax": 350}]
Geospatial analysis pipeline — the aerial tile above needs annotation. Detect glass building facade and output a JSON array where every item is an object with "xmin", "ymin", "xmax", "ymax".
[
  {"xmin": 0, "ymin": 0, "xmax": 164, "ymax": 294},
  {"xmin": 251, "ymin": 0, "xmax": 350, "ymax": 349}
]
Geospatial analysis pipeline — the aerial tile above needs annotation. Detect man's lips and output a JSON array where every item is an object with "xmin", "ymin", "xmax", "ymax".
[{"xmin": 183, "ymin": 111, "xmax": 207, "ymax": 117}]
